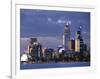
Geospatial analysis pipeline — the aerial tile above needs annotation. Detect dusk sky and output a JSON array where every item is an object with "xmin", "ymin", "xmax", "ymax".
[{"xmin": 20, "ymin": 9, "xmax": 90, "ymax": 53}]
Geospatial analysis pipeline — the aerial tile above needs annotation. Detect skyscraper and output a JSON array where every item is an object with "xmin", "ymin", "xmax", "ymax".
[
  {"xmin": 75, "ymin": 25, "xmax": 84, "ymax": 52},
  {"xmin": 69, "ymin": 39, "xmax": 75, "ymax": 51},
  {"xmin": 28, "ymin": 38, "xmax": 42, "ymax": 62},
  {"xmin": 63, "ymin": 23, "xmax": 70, "ymax": 51}
]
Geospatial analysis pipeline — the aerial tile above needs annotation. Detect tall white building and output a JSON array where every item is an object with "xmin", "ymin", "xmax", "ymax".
[{"xmin": 63, "ymin": 23, "xmax": 70, "ymax": 51}]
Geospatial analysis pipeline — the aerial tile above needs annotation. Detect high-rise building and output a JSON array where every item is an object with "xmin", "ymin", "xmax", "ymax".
[
  {"xmin": 63, "ymin": 23, "xmax": 70, "ymax": 51},
  {"xmin": 75, "ymin": 25, "xmax": 84, "ymax": 52},
  {"xmin": 69, "ymin": 39, "xmax": 75, "ymax": 51},
  {"xmin": 30, "ymin": 38, "xmax": 37, "ymax": 44},
  {"xmin": 28, "ymin": 38, "xmax": 38, "ymax": 54},
  {"xmin": 28, "ymin": 38, "xmax": 42, "ymax": 62},
  {"xmin": 75, "ymin": 39, "xmax": 80, "ymax": 52}
]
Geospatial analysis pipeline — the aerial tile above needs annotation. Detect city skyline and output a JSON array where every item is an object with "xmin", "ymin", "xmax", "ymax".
[{"xmin": 20, "ymin": 9, "xmax": 90, "ymax": 53}]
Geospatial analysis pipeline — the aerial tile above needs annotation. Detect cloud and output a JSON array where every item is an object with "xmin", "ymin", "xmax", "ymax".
[
  {"xmin": 47, "ymin": 18, "xmax": 52, "ymax": 22},
  {"xmin": 57, "ymin": 19, "xmax": 66, "ymax": 24},
  {"xmin": 47, "ymin": 17, "xmax": 72, "ymax": 25},
  {"xmin": 47, "ymin": 18, "xmax": 56, "ymax": 24},
  {"xmin": 57, "ymin": 19, "xmax": 72, "ymax": 25}
]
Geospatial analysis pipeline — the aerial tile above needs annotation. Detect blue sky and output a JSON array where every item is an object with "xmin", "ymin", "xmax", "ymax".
[{"xmin": 20, "ymin": 9, "xmax": 90, "ymax": 52}]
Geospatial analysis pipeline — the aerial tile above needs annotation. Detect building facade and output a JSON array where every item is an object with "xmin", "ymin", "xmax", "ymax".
[
  {"xmin": 75, "ymin": 25, "xmax": 84, "ymax": 52},
  {"xmin": 63, "ymin": 23, "xmax": 71, "ymax": 51},
  {"xmin": 69, "ymin": 39, "xmax": 75, "ymax": 51},
  {"xmin": 28, "ymin": 38, "xmax": 42, "ymax": 62}
]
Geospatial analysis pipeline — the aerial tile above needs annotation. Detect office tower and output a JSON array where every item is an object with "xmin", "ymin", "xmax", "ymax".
[
  {"xmin": 75, "ymin": 25, "xmax": 84, "ymax": 52},
  {"xmin": 28, "ymin": 38, "xmax": 37, "ymax": 54},
  {"xmin": 75, "ymin": 39, "xmax": 80, "ymax": 52},
  {"xmin": 28, "ymin": 38, "xmax": 42, "ymax": 62},
  {"xmin": 63, "ymin": 23, "xmax": 70, "ymax": 51},
  {"xmin": 44, "ymin": 48, "xmax": 54, "ymax": 62},
  {"xmin": 62, "ymin": 35, "xmax": 65, "ymax": 47},
  {"xmin": 69, "ymin": 39, "xmax": 75, "ymax": 51}
]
